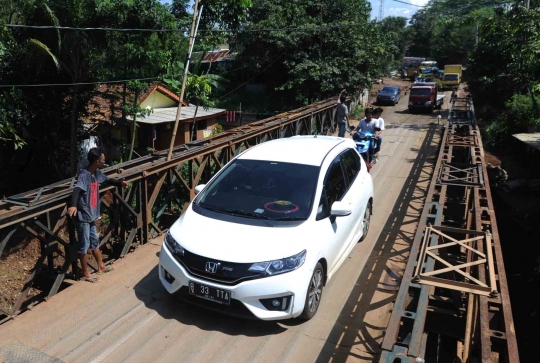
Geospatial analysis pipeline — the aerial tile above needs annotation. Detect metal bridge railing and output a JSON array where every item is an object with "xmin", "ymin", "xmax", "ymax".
[
  {"xmin": 0, "ymin": 98, "xmax": 340, "ymax": 324},
  {"xmin": 379, "ymin": 96, "xmax": 519, "ymax": 363}
]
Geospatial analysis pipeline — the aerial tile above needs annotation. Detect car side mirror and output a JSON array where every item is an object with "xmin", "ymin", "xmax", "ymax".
[
  {"xmin": 330, "ymin": 201, "xmax": 352, "ymax": 217},
  {"xmin": 194, "ymin": 184, "xmax": 206, "ymax": 195}
]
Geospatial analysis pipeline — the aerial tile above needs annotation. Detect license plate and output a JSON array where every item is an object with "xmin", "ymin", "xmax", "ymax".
[{"xmin": 188, "ymin": 281, "xmax": 231, "ymax": 305}]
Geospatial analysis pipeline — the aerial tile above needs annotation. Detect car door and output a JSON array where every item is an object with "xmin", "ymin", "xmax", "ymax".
[
  {"xmin": 327, "ymin": 149, "xmax": 368, "ymax": 275},
  {"xmin": 314, "ymin": 154, "xmax": 353, "ymax": 273},
  {"xmin": 340, "ymin": 149, "xmax": 368, "ymax": 243}
]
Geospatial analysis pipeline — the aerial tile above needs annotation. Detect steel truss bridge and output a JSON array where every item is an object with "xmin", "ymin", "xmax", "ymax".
[{"xmin": 0, "ymin": 95, "xmax": 520, "ymax": 362}]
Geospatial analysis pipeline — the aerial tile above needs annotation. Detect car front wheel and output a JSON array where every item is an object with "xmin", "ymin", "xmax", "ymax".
[{"xmin": 300, "ymin": 262, "xmax": 324, "ymax": 320}]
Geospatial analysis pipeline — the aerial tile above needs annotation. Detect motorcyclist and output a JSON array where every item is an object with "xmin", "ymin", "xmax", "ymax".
[
  {"xmin": 350, "ymin": 108, "xmax": 376, "ymax": 136},
  {"xmin": 350, "ymin": 109, "xmax": 378, "ymax": 163}
]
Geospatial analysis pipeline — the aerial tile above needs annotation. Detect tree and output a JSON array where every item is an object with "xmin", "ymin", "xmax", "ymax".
[
  {"xmin": 162, "ymin": 59, "xmax": 227, "ymax": 141},
  {"xmin": 0, "ymin": 0, "xmax": 187, "ymax": 197},
  {"xmin": 468, "ymin": 6, "xmax": 540, "ymax": 115},
  {"xmin": 232, "ymin": 0, "xmax": 384, "ymax": 108}
]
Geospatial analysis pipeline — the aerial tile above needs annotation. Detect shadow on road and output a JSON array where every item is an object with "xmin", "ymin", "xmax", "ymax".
[
  {"xmin": 132, "ymin": 265, "xmax": 287, "ymax": 337},
  {"xmin": 314, "ymin": 123, "xmax": 440, "ymax": 362}
]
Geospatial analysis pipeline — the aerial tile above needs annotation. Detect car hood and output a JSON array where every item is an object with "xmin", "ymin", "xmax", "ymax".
[
  {"xmin": 410, "ymin": 95, "xmax": 430, "ymax": 101},
  {"xmin": 168, "ymin": 205, "xmax": 311, "ymax": 263}
]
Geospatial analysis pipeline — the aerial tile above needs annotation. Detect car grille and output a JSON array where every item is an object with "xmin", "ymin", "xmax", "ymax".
[
  {"xmin": 175, "ymin": 286, "xmax": 258, "ymax": 319},
  {"xmin": 170, "ymin": 247, "xmax": 264, "ymax": 286}
]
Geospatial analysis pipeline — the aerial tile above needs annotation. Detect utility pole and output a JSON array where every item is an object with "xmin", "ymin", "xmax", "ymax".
[{"xmin": 167, "ymin": 0, "xmax": 202, "ymax": 161}]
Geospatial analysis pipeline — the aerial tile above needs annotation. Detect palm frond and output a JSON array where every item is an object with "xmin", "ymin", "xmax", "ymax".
[
  {"xmin": 29, "ymin": 38, "xmax": 62, "ymax": 71},
  {"xmin": 41, "ymin": 2, "xmax": 61, "ymax": 51}
]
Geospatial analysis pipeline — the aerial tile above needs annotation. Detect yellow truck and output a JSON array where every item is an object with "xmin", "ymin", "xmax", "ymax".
[{"xmin": 436, "ymin": 64, "xmax": 462, "ymax": 90}]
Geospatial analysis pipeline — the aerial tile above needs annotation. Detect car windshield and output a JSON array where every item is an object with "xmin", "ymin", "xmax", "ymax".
[
  {"xmin": 444, "ymin": 74, "xmax": 459, "ymax": 81},
  {"xmin": 381, "ymin": 87, "xmax": 397, "ymax": 93},
  {"xmin": 410, "ymin": 88, "xmax": 432, "ymax": 96},
  {"xmin": 195, "ymin": 159, "xmax": 319, "ymax": 220}
]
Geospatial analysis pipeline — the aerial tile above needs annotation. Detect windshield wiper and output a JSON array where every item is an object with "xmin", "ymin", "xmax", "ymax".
[
  {"xmin": 201, "ymin": 205, "xmax": 272, "ymax": 219},
  {"xmin": 272, "ymin": 216, "xmax": 307, "ymax": 221}
]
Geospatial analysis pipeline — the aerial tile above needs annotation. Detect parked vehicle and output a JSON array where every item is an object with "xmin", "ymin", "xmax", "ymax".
[
  {"xmin": 353, "ymin": 131, "xmax": 377, "ymax": 171},
  {"xmin": 408, "ymin": 82, "xmax": 445, "ymax": 113},
  {"xmin": 376, "ymin": 86, "xmax": 401, "ymax": 105},
  {"xmin": 436, "ymin": 64, "xmax": 462, "ymax": 90},
  {"xmin": 419, "ymin": 60, "xmax": 439, "ymax": 75},
  {"xmin": 159, "ymin": 136, "xmax": 374, "ymax": 321},
  {"xmin": 418, "ymin": 68, "xmax": 435, "ymax": 82},
  {"xmin": 401, "ymin": 57, "xmax": 425, "ymax": 78}
]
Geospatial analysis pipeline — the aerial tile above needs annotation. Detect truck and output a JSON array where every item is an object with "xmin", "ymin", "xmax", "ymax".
[
  {"xmin": 436, "ymin": 64, "xmax": 462, "ymax": 90},
  {"xmin": 408, "ymin": 82, "xmax": 445, "ymax": 113}
]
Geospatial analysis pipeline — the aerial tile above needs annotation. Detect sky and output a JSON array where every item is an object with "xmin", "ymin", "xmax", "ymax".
[{"xmin": 369, "ymin": 0, "xmax": 429, "ymax": 21}]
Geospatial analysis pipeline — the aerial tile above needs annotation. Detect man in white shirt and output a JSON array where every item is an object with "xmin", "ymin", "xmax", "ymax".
[{"xmin": 372, "ymin": 107, "xmax": 385, "ymax": 160}]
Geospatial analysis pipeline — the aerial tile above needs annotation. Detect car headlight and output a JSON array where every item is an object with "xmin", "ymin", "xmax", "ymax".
[
  {"xmin": 425, "ymin": 101, "xmax": 432, "ymax": 105},
  {"xmin": 248, "ymin": 250, "xmax": 307, "ymax": 276},
  {"xmin": 165, "ymin": 232, "xmax": 185, "ymax": 256}
]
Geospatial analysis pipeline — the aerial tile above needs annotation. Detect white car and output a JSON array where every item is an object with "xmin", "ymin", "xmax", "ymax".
[{"xmin": 159, "ymin": 135, "xmax": 374, "ymax": 321}]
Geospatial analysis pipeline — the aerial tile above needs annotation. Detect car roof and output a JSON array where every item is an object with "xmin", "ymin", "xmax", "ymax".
[
  {"xmin": 412, "ymin": 82, "xmax": 436, "ymax": 87},
  {"xmin": 381, "ymin": 85, "xmax": 399, "ymax": 89},
  {"xmin": 238, "ymin": 136, "xmax": 346, "ymax": 166}
]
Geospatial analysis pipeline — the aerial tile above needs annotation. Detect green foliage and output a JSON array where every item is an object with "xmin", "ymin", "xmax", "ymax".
[
  {"xmin": 0, "ymin": 0, "xmax": 188, "ymax": 196},
  {"xmin": 504, "ymin": 94, "xmax": 539, "ymax": 129},
  {"xmin": 484, "ymin": 116, "xmax": 511, "ymax": 147},
  {"xmin": 377, "ymin": 16, "xmax": 411, "ymax": 75},
  {"xmin": 469, "ymin": 6, "xmax": 540, "ymax": 112},
  {"xmin": 198, "ymin": 0, "xmax": 253, "ymax": 47},
  {"xmin": 211, "ymin": 123, "xmax": 223, "ymax": 135},
  {"xmin": 162, "ymin": 60, "xmax": 227, "ymax": 109},
  {"xmin": 0, "ymin": 89, "xmax": 26, "ymax": 150},
  {"xmin": 406, "ymin": 0, "xmax": 502, "ymax": 65},
  {"xmin": 233, "ymin": 0, "xmax": 381, "ymax": 108},
  {"xmin": 350, "ymin": 105, "xmax": 364, "ymax": 120}
]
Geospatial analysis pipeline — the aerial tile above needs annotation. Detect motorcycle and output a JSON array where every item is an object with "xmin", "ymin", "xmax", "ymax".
[{"xmin": 352, "ymin": 131, "xmax": 378, "ymax": 171}]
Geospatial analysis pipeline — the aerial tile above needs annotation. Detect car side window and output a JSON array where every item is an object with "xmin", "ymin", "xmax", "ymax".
[
  {"xmin": 316, "ymin": 160, "xmax": 347, "ymax": 220},
  {"xmin": 341, "ymin": 149, "xmax": 361, "ymax": 186}
]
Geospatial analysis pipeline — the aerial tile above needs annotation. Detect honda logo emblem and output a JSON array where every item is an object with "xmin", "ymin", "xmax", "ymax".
[{"xmin": 205, "ymin": 261, "xmax": 220, "ymax": 273}]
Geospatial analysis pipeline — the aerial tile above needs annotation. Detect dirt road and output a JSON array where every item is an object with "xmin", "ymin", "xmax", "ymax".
[{"xmin": 0, "ymin": 89, "xmax": 451, "ymax": 363}]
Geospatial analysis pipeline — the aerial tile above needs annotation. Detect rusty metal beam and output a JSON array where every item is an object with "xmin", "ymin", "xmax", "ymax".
[{"xmin": 379, "ymin": 96, "xmax": 519, "ymax": 362}]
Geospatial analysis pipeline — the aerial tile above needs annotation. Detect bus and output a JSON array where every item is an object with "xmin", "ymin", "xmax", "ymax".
[{"xmin": 401, "ymin": 57, "xmax": 426, "ymax": 78}]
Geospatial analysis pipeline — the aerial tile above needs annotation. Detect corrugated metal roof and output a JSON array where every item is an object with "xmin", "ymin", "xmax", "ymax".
[
  {"xmin": 130, "ymin": 106, "xmax": 226, "ymax": 125},
  {"xmin": 192, "ymin": 50, "xmax": 237, "ymax": 63}
]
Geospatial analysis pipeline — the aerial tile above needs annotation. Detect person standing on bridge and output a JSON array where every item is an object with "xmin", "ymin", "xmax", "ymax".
[
  {"xmin": 67, "ymin": 147, "xmax": 128, "ymax": 283},
  {"xmin": 336, "ymin": 89, "xmax": 351, "ymax": 137}
]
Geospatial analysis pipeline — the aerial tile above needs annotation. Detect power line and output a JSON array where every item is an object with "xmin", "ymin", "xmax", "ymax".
[
  {"xmin": 390, "ymin": 0, "xmax": 426, "ymax": 7},
  {"xmin": 0, "ymin": 76, "xmax": 162, "ymax": 88},
  {"xmin": 5, "ymin": 22, "xmax": 369, "ymax": 33}
]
